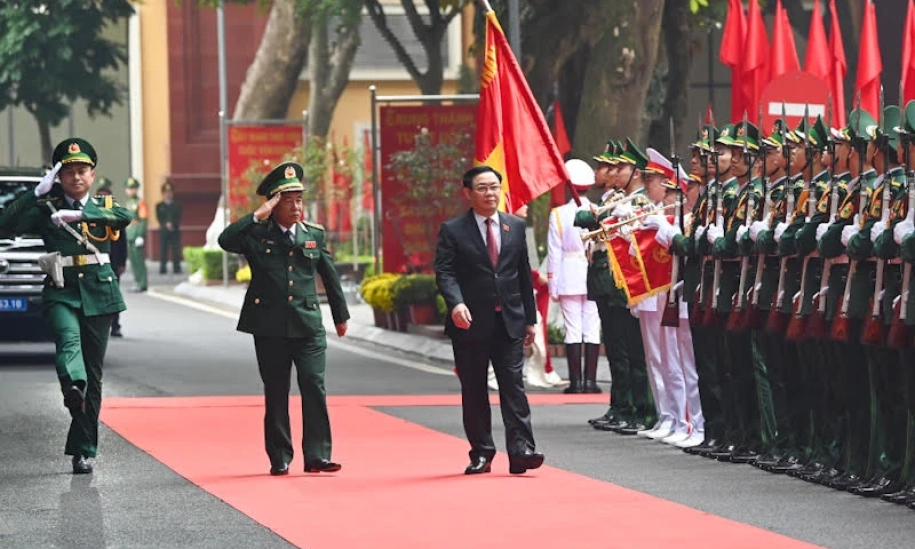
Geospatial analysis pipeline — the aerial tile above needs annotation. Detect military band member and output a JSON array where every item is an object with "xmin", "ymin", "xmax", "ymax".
[
  {"xmin": 124, "ymin": 177, "xmax": 148, "ymax": 292},
  {"xmin": 218, "ymin": 162, "xmax": 350, "ymax": 475},
  {"xmin": 577, "ymin": 140, "xmax": 651, "ymax": 434},
  {"xmin": 547, "ymin": 159, "xmax": 602, "ymax": 393},
  {"xmin": 0, "ymin": 138, "xmax": 131, "ymax": 474}
]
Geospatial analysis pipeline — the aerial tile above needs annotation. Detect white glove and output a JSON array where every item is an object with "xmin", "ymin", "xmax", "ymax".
[
  {"xmin": 773, "ymin": 222, "xmax": 788, "ymax": 243},
  {"xmin": 630, "ymin": 307, "xmax": 640, "ymax": 319},
  {"xmin": 736, "ymin": 225, "xmax": 749, "ymax": 241},
  {"xmin": 612, "ymin": 203, "xmax": 634, "ymax": 219},
  {"xmin": 34, "ymin": 162, "xmax": 62, "ymax": 197},
  {"xmin": 749, "ymin": 220, "xmax": 768, "ymax": 242},
  {"xmin": 870, "ymin": 220, "xmax": 888, "ymax": 242},
  {"xmin": 695, "ymin": 225, "xmax": 706, "ymax": 242},
  {"xmin": 841, "ymin": 224, "xmax": 859, "ymax": 247},
  {"xmin": 618, "ymin": 223, "xmax": 633, "ymax": 241},
  {"xmin": 628, "ymin": 240, "xmax": 638, "ymax": 257},
  {"xmin": 894, "ymin": 219, "xmax": 914, "ymax": 245},
  {"xmin": 641, "ymin": 214, "xmax": 668, "ymax": 231},
  {"xmin": 135, "ymin": 236, "xmax": 145, "ymax": 247},
  {"xmin": 50, "ymin": 209, "xmax": 84, "ymax": 226},
  {"xmin": 706, "ymin": 224, "xmax": 723, "ymax": 244},
  {"xmin": 815, "ymin": 222, "xmax": 830, "ymax": 242}
]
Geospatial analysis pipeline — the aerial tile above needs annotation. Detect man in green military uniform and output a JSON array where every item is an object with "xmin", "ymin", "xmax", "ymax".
[
  {"xmin": 124, "ymin": 176, "xmax": 148, "ymax": 292},
  {"xmin": 0, "ymin": 138, "xmax": 131, "ymax": 474},
  {"xmin": 156, "ymin": 180, "xmax": 183, "ymax": 275},
  {"xmin": 576, "ymin": 140, "xmax": 651, "ymax": 434},
  {"xmin": 219, "ymin": 161, "xmax": 350, "ymax": 475}
]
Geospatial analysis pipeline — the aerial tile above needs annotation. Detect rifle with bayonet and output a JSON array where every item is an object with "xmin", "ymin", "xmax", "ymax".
[
  {"xmin": 887, "ymin": 132, "xmax": 914, "ymax": 349},
  {"xmin": 663, "ymin": 117, "xmax": 684, "ymax": 327},
  {"xmin": 766, "ymin": 102, "xmax": 793, "ymax": 335},
  {"xmin": 786, "ymin": 104, "xmax": 817, "ymax": 341},
  {"xmin": 807, "ymin": 94, "xmax": 837, "ymax": 339},
  {"xmin": 831, "ymin": 94, "xmax": 866, "ymax": 342},
  {"xmin": 691, "ymin": 120, "xmax": 712, "ymax": 327},
  {"xmin": 863, "ymin": 85, "xmax": 891, "ymax": 345},
  {"xmin": 727, "ymin": 108, "xmax": 759, "ymax": 332}
]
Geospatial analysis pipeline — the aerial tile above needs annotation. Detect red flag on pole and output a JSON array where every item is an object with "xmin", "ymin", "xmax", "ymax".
[
  {"xmin": 806, "ymin": 0, "xmax": 830, "ymax": 84},
  {"xmin": 770, "ymin": 0, "xmax": 800, "ymax": 79},
  {"xmin": 550, "ymin": 98, "xmax": 571, "ymax": 207},
  {"xmin": 742, "ymin": 0, "xmax": 770, "ymax": 122},
  {"xmin": 475, "ymin": 9, "xmax": 570, "ymax": 213},
  {"xmin": 903, "ymin": 0, "xmax": 915, "ymax": 101},
  {"xmin": 362, "ymin": 130, "xmax": 374, "ymax": 212},
  {"xmin": 828, "ymin": 0, "xmax": 848, "ymax": 126},
  {"xmin": 720, "ymin": 0, "xmax": 747, "ymax": 123},
  {"xmin": 854, "ymin": 0, "xmax": 882, "ymax": 117}
]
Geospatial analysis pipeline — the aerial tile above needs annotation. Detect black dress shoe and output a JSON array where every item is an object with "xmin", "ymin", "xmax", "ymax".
[
  {"xmin": 767, "ymin": 456, "xmax": 804, "ymax": 474},
  {"xmin": 593, "ymin": 419, "xmax": 627, "ymax": 432},
  {"xmin": 708, "ymin": 444, "xmax": 738, "ymax": 461},
  {"xmin": 582, "ymin": 381, "xmax": 602, "ymax": 394},
  {"xmin": 881, "ymin": 486, "xmax": 915, "ymax": 504},
  {"xmin": 854, "ymin": 477, "xmax": 900, "ymax": 498},
  {"xmin": 807, "ymin": 468, "xmax": 842, "ymax": 485},
  {"xmin": 788, "ymin": 462, "xmax": 824, "ymax": 478},
  {"xmin": 304, "ymin": 459, "xmax": 342, "ymax": 473},
  {"xmin": 270, "ymin": 463, "xmax": 289, "ymax": 476},
  {"xmin": 63, "ymin": 385, "xmax": 85, "ymax": 415},
  {"xmin": 72, "ymin": 456, "xmax": 93, "ymax": 475},
  {"xmin": 828, "ymin": 472, "xmax": 864, "ymax": 490},
  {"xmin": 563, "ymin": 382, "xmax": 583, "ymax": 394},
  {"xmin": 684, "ymin": 438, "xmax": 717, "ymax": 455},
  {"xmin": 750, "ymin": 453, "xmax": 781, "ymax": 470},
  {"xmin": 907, "ymin": 498, "xmax": 915, "ymax": 510},
  {"xmin": 729, "ymin": 448, "xmax": 760, "ymax": 464},
  {"xmin": 464, "ymin": 456, "xmax": 492, "ymax": 475},
  {"xmin": 508, "ymin": 452, "xmax": 545, "ymax": 474},
  {"xmin": 110, "ymin": 328, "xmax": 123, "ymax": 338},
  {"xmin": 617, "ymin": 423, "xmax": 647, "ymax": 436},
  {"xmin": 588, "ymin": 409, "xmax": 618, "ymax": 426}
]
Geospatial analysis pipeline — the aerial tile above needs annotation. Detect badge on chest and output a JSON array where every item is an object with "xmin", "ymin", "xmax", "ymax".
[{"xmin": 305, "ymin": 240, "xmax": 317, "ymax": 249}]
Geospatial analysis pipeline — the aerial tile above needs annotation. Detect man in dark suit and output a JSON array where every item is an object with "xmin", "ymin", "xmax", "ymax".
[
  {"xmin": 218, "ymin": 162, "xmax": 350, "ymax": 476},
  {"xmin": 156, "ymin": 180, "xmax": 182, "ymax": 274},
  {"xmin": 434, "ymin": 165, "xmax": 544, "ymax": 475}
]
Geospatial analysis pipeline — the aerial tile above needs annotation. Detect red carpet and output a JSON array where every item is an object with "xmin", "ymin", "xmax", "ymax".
[{"xmin": 102, "ymin": 395, "xmax": 824, "ymax": 549}]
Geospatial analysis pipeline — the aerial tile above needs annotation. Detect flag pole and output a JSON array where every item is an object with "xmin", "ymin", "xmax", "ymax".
[{"xmin": 477, "ymin": 0, "xmax": 493, "ymax": 12}]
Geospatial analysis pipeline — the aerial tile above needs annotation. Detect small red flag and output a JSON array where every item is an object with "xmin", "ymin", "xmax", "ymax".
[
  {"xmin": 903, "ymin": 0, "xmax": 915, "ymax": 102},
  {"xmin": 854, "ymin": 0, "xmax": 882, "ymax": 118},
  {"xmin": 742, "ymin": 0, "xmax": 770, "ymax": 122},
  {"xmin": 770, "ymin": 0, "xmax": 800, "ymax": 79},
  {"xmin": 806, "ymin": 0, "xmax": 830, "ymax": 83},
  {"xmin": 828, "ymin": 0, "xmax": 848, "ymax": 127},
  {"xmin": 720, "ymin": 0, "xmax": 747, "ymax": 123}
]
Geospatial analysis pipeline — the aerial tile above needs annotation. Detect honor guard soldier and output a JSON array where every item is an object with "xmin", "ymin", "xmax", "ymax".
[
  {"xmin": 576, "ymin": 139, "xmax": 652, "ymax": 434},
  {"xmin": 124, "ymin": 176, "xmax": 148, "ymax": 292},
  {"xmin": 219, "ymin": 162, "xmax": 350, "ymax": 475},
  {"xmin": 95, "ymin": 178, "xmax": 129, "ymax": 338},
  {"xmin": 816, "ymin": 108, "xmax": 878, "ymax": 491},
  {"xmin": 547, "ymin": 159, "xmax": 602, "ymax": 393},
  {"xmin": 0, "ymin": 138, "xmax": 131, "ymax": 474},
  {"xmin": 705, "ymin": 121, "xmax": 766, "ymax": 464},
  {"xmin": 156, "ymin": 180, "xmax": 183, "ymax": 275}
]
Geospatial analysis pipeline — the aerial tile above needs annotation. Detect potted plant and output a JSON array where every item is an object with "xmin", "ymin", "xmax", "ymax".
[
  {"xmin": 392, "ymin": 274, "xmax": 440, "ymax": 325},
  {"xmin": 359, "ymin": 273, "xmax": 401, "ymax": 329}
]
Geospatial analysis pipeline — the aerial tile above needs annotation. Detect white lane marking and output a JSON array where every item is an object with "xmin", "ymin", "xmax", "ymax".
[{"xmin": 147, "ymin": 289, "xmax": 452, "ymax": 377}]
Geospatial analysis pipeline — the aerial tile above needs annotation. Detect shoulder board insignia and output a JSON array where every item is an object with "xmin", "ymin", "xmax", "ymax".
[
  {"xmin": 839, "ymin": 199, "xmax": 855, "ymax": 220},
  {"xmin": 302, "ymin": 221, "xmax": 325, "ymax": 231}
]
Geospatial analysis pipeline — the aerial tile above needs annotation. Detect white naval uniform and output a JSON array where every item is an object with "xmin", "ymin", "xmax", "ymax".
[{"xmin": 547, "ymin": 197, "xmax": 600, "ymax": 344}]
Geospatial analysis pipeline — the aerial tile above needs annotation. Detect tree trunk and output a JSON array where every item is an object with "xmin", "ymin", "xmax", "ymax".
[
  {"xmin": 307, "ymin": 16, "xmax": 361, "ymax": 138},
  {"xmin": 572, "ymin": 0, "xmax": 664, "ymax": 157},
  {"xmin": 36, "ymin": 115, "xmax": 52, "ymax": 163},
  {"xmin": 646, "ymin": 0, "xmax": 693, "ymax": 155},
  {"xmin": 232, "ymin": 0, "xmax": 312, "ymax": 120}
]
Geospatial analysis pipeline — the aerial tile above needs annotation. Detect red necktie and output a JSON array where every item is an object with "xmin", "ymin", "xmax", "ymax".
[{"xmin": 485, "ymin": 218, "xmax": 498, "ymax": 268}]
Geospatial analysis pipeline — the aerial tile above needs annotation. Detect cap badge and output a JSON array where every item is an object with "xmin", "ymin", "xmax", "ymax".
[
  {"xmin": 284, "ymin": 166, "xmax": 296, "ymax": 179},
  {"xmin": 736, "ymin": 126, "xmax": 745, "ymax": 137},
  {"xmin": 68, "ymin": 143, "xmax": 80, "ymax": 154}
]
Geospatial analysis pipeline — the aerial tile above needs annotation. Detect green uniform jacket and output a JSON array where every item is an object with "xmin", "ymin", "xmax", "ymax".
[
  {"xmin": 218, "ymin": 214, "xmax": 350, "ymax": 338},
  {"xmin": 832, "ymin": 170, "xmax": 879, "ymax": 318},
  {"xmin": 753, "ymin": 176, "xmax": 789, "ymax": 312},
  {"xmin": 711, "ymin": 177, "xmax": 762, "ymax": 313},
  {"xmin": 670, "ymin": 185, "xmax": 713, "ymax": 304},
  {"xmin": 0, "ymin": 186, "xmax": 130, "ymax": 316},
  {"xmin": 155, "ymin": 200, "xmax": 182, "ymax": 232}
]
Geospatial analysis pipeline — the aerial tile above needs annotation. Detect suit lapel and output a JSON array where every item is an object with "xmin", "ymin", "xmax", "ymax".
[{"xmin": 465, "ymin": 209, "xmax": 488, "ymax": 260}]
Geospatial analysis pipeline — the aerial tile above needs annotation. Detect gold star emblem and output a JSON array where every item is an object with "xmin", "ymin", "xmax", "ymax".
[
  {"xmin": 736, "ymin": 126, "xmax": 745, "ymax": 138},
  {"xmin": 284, "ymin": 166, "xmax": 296, "ymax": 179},
  {"xmin": 68, "ymin": 143, "xmax": 80, "ymax": 154}
]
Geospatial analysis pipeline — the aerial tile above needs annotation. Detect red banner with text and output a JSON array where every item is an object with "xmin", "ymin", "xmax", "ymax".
[
  {"xmin": 380, "ymin": 104, "xmax": 476, "ymax": 273},
  {"xmin": 227, "ymin": 125, "xmax": 303, "ymax": 220}
]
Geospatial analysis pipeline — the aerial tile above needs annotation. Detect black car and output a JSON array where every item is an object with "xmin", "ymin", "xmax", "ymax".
[{"xmin": 0, "ymin": 168, "xmax": 51, "ymax": 341}]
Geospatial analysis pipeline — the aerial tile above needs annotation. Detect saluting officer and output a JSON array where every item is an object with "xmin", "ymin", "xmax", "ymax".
[
  {"xmin": 0, "ymin": 138, "xmax": 131, "ymax": 474},
  {"xmin": 219, "ymin": 162, "xmax": 350, "ymax": 476},
  {"xmin": 124, "ymin": 177, "xmax": 148, "ymax": 292}
]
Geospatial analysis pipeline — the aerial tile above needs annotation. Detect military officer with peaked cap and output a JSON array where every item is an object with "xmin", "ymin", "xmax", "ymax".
[
  {"xmin": 219, "ymin": 161, "xmax": 350, "ymax": 476},
  {"xmin": 0, "ymin": 138, "xmax": 131, "ymax": 474}
]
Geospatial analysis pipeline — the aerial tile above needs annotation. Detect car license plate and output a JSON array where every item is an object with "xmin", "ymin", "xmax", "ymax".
[{"xmin": 0, "ymin": 298, "xmax": 27, "ymax": 312}]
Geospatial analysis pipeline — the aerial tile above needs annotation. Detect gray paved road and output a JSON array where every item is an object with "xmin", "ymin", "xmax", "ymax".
[{"xmin": 2, "ymin": 289, "xmax": 914, "ymax": 548}]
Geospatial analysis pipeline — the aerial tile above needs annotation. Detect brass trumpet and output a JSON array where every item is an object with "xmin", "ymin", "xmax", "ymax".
[
  {"xmin": 591, "ymin": 192, "xmax": 649, "ymax": 217},
  {"xmin": 580, "ymin": 202, "xmax": 676, "ymax": 242}
]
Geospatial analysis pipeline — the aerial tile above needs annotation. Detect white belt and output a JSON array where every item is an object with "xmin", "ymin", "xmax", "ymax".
[{"xmin": 61, "ymin": 253, "xmax": 110, "ymax": 267}]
